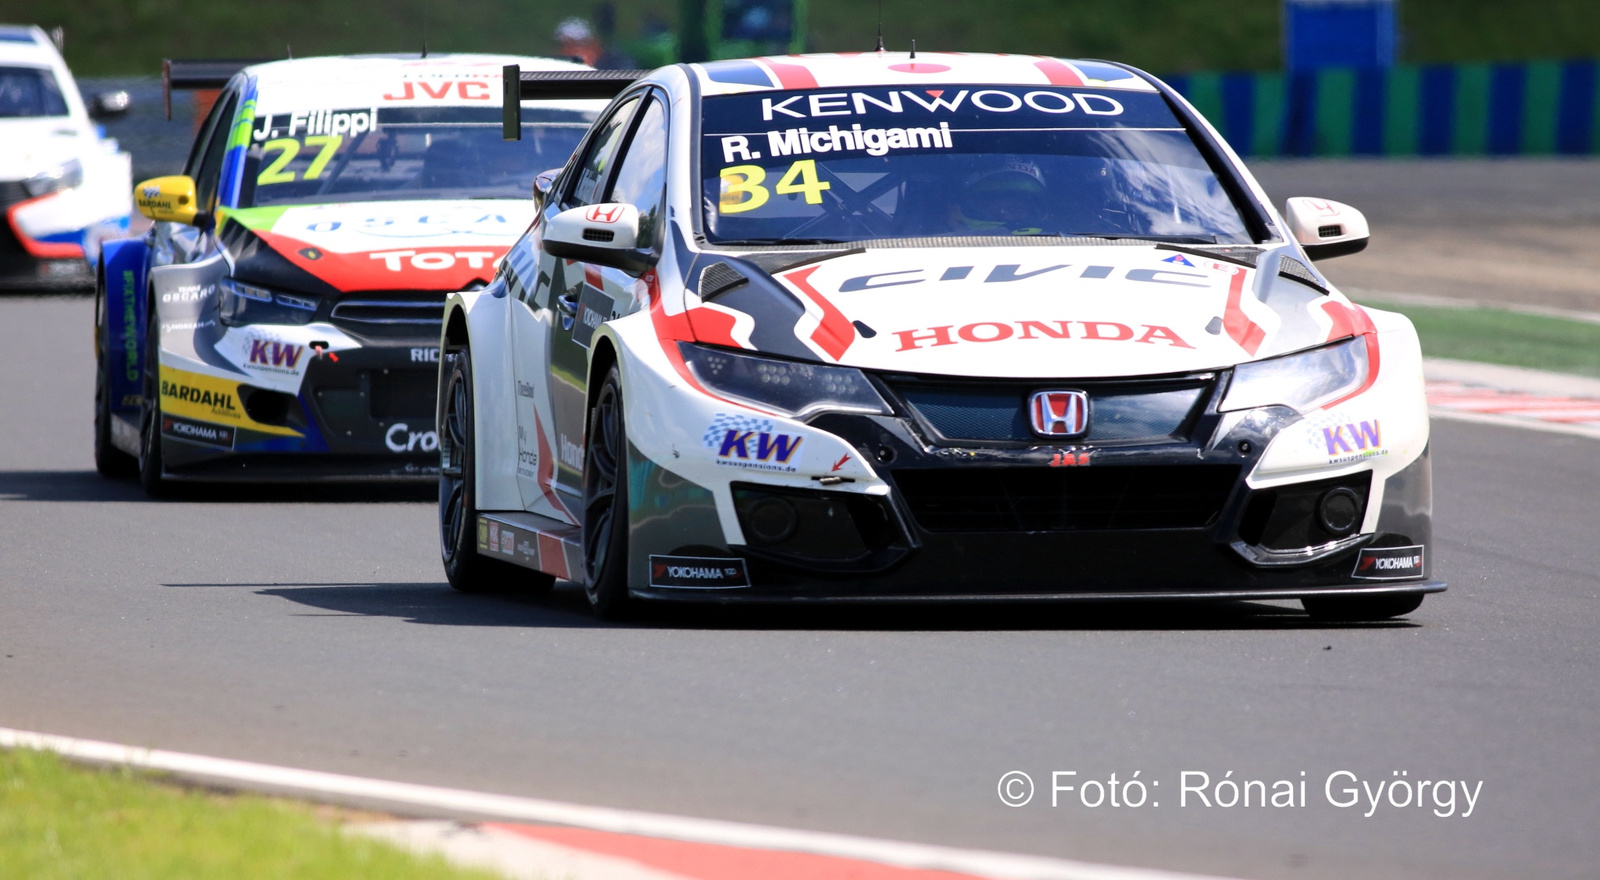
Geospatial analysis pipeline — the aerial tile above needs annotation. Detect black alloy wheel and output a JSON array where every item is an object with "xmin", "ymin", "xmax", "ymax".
[
  {"xmin": 136, "ymin": 308, "xmax": 166, "ymax": 496},
  {"xmin": 1302, "ymin": 592, "xmax": 1425, "ymax": 621},
  {"xmin": 438, "ymin": 345, "xmax": 553, "ymax": 595},
  {"xmin": 581, "ymin": 365, "xmax": 633, "ymax": 617},
  {"xmin": 93, "ymin": 268, "xmax": 135, "ymax": 478}
]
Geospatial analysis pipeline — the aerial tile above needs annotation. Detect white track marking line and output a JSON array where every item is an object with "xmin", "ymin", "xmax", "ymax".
[
  {"xmin": 356, "ymin": 821, "xmax": 700, "ymax": 880},
  {"xmin": 1427, "ymin": 407, "xmax": 1600, "ymax": 441},
  {"xmin": 0, "ymin": 726, "xmax": 1239, "ymax": 880}
]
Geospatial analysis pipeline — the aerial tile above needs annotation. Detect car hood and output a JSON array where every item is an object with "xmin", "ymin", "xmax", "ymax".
[
  {"xmin": 694, "ymin": 244, "xmax": 1357, "ymax": 378},
  {"xmin": 0, "ymin": 124, "xmax": 93, "ymax": 180},
  {"xmin": 219, "ymin": 200, "xmax": 538, "ymax": 292}
]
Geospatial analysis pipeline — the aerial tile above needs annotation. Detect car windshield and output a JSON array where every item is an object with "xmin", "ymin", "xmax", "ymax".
[
  {"xmin": 699, "ymin": 84, "xmax": 1253, "ymax": 245},
  {"xmin": 0, "ymin": 66, "xmax": 69, "ymax": 118},
  {"xmin": 239, "ymin": 105, "xmax": 597, "ymax": 207}
]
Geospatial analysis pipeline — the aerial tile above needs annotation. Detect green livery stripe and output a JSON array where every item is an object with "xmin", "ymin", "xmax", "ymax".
[
  {"xmin": 1315, "ymin": 69, "xmax": 1354, "ymax": 156},
  {"xmin": 228, "ymin": 98, "xmax": 257, "ymax": 150},
  {"xmin": 1521, "ymin": 62, "xmax": 1561, "ymax": 154},
  {"xmin": 217, "ymin": 205, "xmax": 290, "ymax": 233},
  {"xmin": 1452, "ymin": 64, "xmax": 1491, "ymax": 155},
  {"xmin": 1252, "ymin": 73, "xmax": 1285, "ymax": 157}
]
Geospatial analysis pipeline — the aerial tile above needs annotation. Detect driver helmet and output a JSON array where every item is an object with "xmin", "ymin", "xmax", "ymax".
[{"xmin": 952, "ymin": 160, "xmax": 1048, "ymax": 234}]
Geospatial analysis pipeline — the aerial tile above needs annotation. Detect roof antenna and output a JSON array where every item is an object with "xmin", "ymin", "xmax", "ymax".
[
  {"xmin": 910, "ymin": 39, "xmax": 916, "ymax": 59},
  {"xmin": 874, "ymin": 0, "xmax": 884, "ymax": 52},
  {"xmin": 422, "ymin": 42, "xmax": 428, "ymax": 58},
  {"xmin": 285, "ymin": 44, "xmax": 292, "ymax": 59}
]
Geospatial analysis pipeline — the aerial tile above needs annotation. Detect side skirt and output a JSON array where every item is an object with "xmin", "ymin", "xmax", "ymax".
[{"xmin": 476, "ymin": 510, "xmax": 584, "ymax": 582}]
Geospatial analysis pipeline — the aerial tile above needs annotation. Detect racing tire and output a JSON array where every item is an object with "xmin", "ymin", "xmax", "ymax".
[
  {"xmin": 438, "ymin": 346, "xmax": 554, "ymax": 595},
  {"xmin": 1302, "ymin": 592, "xmax": 1425, "ymax": 622},
  {"xmin": 581, "ymin": 365, "xmax": 633, "ymax": 618},
  {"xmin": 136, "ymin": 309, "xmax": 167, "ymax": 496},
  {"xmin": 93, "ymin": 271, "xmax": 135, "ymax": 478}
]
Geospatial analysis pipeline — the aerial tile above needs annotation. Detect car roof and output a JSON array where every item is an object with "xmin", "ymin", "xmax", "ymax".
[
  {"xmin": 0, "ymin": 24, "xmax": 64, "ymax": 68},
  {"xmin": 688, "ymin": 52, "xmax": 1160, "ymax": 96},
  {"xmin": 245, "ymin": 53, "xmax": 591, "ymax": 87}
]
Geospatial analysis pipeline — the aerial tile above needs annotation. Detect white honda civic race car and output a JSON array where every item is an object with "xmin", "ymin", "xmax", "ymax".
[
  {"xmin": 439, "ymin": 52, "xmax": 1441, "ymax": 620},
  {"xmin": 0, "ymin": 24, "xmax": 131, "ymax": 288}
]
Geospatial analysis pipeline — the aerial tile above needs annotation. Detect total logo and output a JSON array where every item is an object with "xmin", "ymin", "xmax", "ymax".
[
  {"xmin": 702, "ymin": 414, "xmax": 804, "ymax": 473},
  {"xmin": 385, "ymin": 422, "xmax": 438, "ymax": 453},
  {"xmin": 246, "ymin": 339, "xmax": 305, "ymax": 373},
  {"xmin": 369, "ymin": 250, "xmax": 498, "ymax": 271}
]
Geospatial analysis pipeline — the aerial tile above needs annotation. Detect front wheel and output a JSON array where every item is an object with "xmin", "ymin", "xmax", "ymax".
[
  {"xmin": 438, "ymin": 345, "xmax": 554, "ymax": 595},
  {"xmin": 581, "ymin": 365, "xmax": 632, "ymax": 618},
  {"xmin": 93, "ymin": 274, "xmax": 135, "ymax": 478},
  {"xmin": 1302, "ymin": 592, "xmax": 1425, "ymax": 621}
]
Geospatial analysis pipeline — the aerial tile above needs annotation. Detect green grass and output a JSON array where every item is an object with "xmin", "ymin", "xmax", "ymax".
[
  {"xmin": 1362, "ymin": 300, "xmax": 1600, "ymax": 379},
  {"xmin": 14, "ymin": 0, "xmax": 1600, "ymax": 77},
  {"xmin": 0, "ymin": 748, "xmax": 501, "ymax": 880}
]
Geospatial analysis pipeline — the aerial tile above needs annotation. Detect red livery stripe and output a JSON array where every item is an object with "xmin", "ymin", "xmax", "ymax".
[
  {"xmin": 1032, "ymin": 59, "xmax": 1085, "ymax": 86},
  {"xmin": 1220, "ymin": 266, "xmax": 1265, "ymax": 356},
  {"xmin": 782, "ymin": 266, "xmax": 856, "ymax": 361},
  {"xmin": 763, "ymin": 60, "xmax": 819, "ymax": 90}
]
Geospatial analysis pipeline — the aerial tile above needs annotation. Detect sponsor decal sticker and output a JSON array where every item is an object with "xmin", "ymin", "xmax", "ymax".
[
  {"xmin": 160, "ymin": 415, "xmax": 236, "ymax": 450},
  {"xmin": 1161, "ymin": 253, "xmax": 1195, "ymax": 267},
  {"xmin": 648, "ymin": 555, "xmax": 751, "ymax": 589},
  {"xmin": 410, "ymin": 347, "xmax": 440, "ymax": 363},
  {"xmin": 477, "ymin": 517, "xmax": 489, "ymax": 551},
  {"xmin": 385, "ymin": 422, "xmax": 439, "ymax": 453},
  {"xmin": 893, "ymin": 320, "xmax": 1192, "ymax": 351},
  {"xmin": 702, "ymin": 413, "xmax": 804, "ymax": 472},
  {"xmin": 1352, "ymin": 545, "xmax": 1425, "ymax": 580},
  {"xmin": 500, "ymin": 527, "xmax": 515, "ymax": 555},
  {"xmin": 1305, "ymin": 415, "xmax": 1387, "ymax": 464},
  {"xmin": 1050, "ymin": 450, "xmax": 1093, "ymax": 467}
]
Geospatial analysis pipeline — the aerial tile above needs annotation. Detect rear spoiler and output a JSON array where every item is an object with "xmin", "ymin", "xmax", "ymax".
[
  {"xmin": 163, "ymin": 59, "xmax": 265, "ymax": 120},
  {"xmin": 501, "ymin": 65, "xmax": 649, "ymax": 140}
]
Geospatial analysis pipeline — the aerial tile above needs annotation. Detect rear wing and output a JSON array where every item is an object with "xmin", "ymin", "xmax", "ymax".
[
  {"xmin": 501, "ymin": 65, "xmax": 649, "ymax": 140},
  {"xmin": 163, "ymin": 59, "xmax": 265, "ymax": 120}
]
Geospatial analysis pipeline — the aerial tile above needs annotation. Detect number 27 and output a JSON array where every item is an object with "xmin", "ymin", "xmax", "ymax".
[{"xmin": 258, "ymin": 135, "xmax": 343, "ymax": 185}]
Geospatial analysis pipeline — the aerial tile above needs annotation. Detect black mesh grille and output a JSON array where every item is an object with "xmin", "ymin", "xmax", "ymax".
[
  {"xmin": 329, "ymin": 296, "xmax": 445, "ymax": 327},
  {"xmin": 887, "ymin": 377, "xmax": 1209, "ymax": 445},
  {"xmin": 699, "ymin": 261, "xmax": 748, "ymax": 299},
  {"xmin": 0, "ymin": 181, "xmax": 29, "ymax": 209},
  {"xmin": 894, "ymin": 464, "xmax": 1240, "ymax": 532},
  {"xmin": 368, "ymin": 369, "xmax": 438, "ymax": 420},
  {"xmin": 1277, "ymin": 256, "xmax": 1328, "ymax": 293}
]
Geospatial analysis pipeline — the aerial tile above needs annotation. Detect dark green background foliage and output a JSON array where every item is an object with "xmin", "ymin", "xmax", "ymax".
[{"xmin": 10, "ymin": 0, "xmax": 1600, "ymax": 76}]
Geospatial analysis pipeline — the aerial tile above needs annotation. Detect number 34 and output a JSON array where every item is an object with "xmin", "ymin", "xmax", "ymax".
[{"xmin": 719, "ymin": 159, "xmax": 831, "ymax": 214}]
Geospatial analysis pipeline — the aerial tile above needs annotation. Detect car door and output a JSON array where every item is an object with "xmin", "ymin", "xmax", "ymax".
[
  {"xmin": 510, "ymin": 94, "xmax": 641, "ymax": 515},
  {"xmin": 546, "ymin": 92, "xmax": 668, "ymax": 499}
]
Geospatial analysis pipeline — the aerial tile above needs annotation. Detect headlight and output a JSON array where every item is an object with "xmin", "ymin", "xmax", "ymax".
[
  {"xmin": 23, "ymin": 159, "xmax": 83, "ymax": 197},
  {"xmin": 679, "ymin": 342, "xmax": 891, "ymax": 419},
  {"xmin": 219, "ymin": 278, "xmax": 320, "ymax": 326},
  {"xmin": 1220, "ymin": 336, "xmax": 1369, "ymax": 414}
]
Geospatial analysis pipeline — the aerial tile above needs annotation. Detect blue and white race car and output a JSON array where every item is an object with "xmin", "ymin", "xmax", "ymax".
[
  {"xmin": 95, "ymin": 53, "xmax": 610, "ymax": 491},
  {"xmin": 439, "ymin": 52, "xmax": 1441, "ymax": 620},
  {"xmin": 0, "ymin": 24, "xmax": 130, "ymax": 288}
]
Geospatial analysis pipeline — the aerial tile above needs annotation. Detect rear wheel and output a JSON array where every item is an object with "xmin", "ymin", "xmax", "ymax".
[
  {"xmin": 581, "ymin": 366, "xmax": 632, "ymax": 618},
  {"xmin": 1302, "ymin": 592, "xmax": 1425, "ymax": 621},
  {"xmin": 439, "ymin": 345, "xmax": 554, "ymax": 595},
  {"xmin": 136, "ymin": 310, "xmax": 166, "ymax": 496},
  {"xmin": 93, "ymin": 271, "xmax": 135, "ymax": 478}
]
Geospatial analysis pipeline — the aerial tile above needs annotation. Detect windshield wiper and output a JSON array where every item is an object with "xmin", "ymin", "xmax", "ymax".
[
  {"xmin": 1067, "ymin": 233, "xmax": 1222, "ymax": 244},
  {"xmin": 716, "ymin": 237, "xmax": 852, "ymax": 247}
]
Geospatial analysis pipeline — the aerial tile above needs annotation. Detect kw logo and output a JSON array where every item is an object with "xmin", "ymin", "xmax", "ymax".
[
  {"xmin": 717, "ymin": 430, "xmax": 803, "ymax": 463},
  {"xmin": 1323, "ymin": 420, "xmax": 1381, "ymax": 456},
  {"xmin": 248, "ymin": 339, "xmax": 305, "ymax": 370}
]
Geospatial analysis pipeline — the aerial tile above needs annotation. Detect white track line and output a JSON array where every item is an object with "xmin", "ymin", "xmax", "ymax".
[{"xmin": 0, "ymin": 726, "xmax": 1237, "ymax": 880}]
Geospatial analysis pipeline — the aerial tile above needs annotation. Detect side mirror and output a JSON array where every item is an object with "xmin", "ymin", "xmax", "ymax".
[
  {"xmin": 543, "ymin": 202, "xmax": 652, "ymax": 274},
  {"xmin": 532, "ymin": 168, "xmax": 561, "ymax": 210},
  {"xmin": 88, "ymin": 90, "xmax": 132, "ymax": 119},
  {"xmin": 1284, "ymin": 197, "xmax": 1369, "ymax": 261},
  {"xmin": 134, "ymin": 175, "xmax": 203, "ymax": 226}
]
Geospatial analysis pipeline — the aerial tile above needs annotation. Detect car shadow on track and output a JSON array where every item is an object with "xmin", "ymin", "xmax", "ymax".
[
  {"xmin": 210, "ymin": 580, "xmax": 1418, "ymax": 632},
  {"xmin": 0, "ymin": 470, "xmax": 434, "ymax": 503}
]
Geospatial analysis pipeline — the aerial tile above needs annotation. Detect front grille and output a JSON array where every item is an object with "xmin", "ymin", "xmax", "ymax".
[
  {"xmin": 330, "ymin": 297, "xmax": 446, "ymax": 326},
  {"xmin": 0, "ymin": 181, "xmax": 29, "ymax": 209},
  {"xmin": 885, "ymin": 375, "xmax": 1211, "ymax": 445},
  {"xmin": 893, "ymin": 464, "xmax": 1240, "ymax": 532},
  {"xmin": 368, "ymin": 368, "xmax": 438, "ymax": 420}
]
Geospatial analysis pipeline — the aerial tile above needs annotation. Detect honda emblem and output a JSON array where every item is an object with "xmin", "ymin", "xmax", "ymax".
[
  {"xmin": 1029, "ymin": 390, "xmax": 1089, "ymax": 437},
  {"xmin": 585, "ymin": 205, "xmax": 623, "ymax": 223}
]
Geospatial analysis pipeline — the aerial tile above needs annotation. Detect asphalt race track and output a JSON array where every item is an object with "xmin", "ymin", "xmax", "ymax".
[{"xmin": 3, "ymin": 272, "xmax": 1599, "ymax": 876}]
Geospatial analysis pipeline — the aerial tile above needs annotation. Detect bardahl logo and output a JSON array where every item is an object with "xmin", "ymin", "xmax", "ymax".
[
  {"xmin": 648, "ymin": 555, "xmax": 750, "ymax": 589},
  {"xmin": 160, "ymin": 380, "xmax": 237, "ymax": 412}
]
